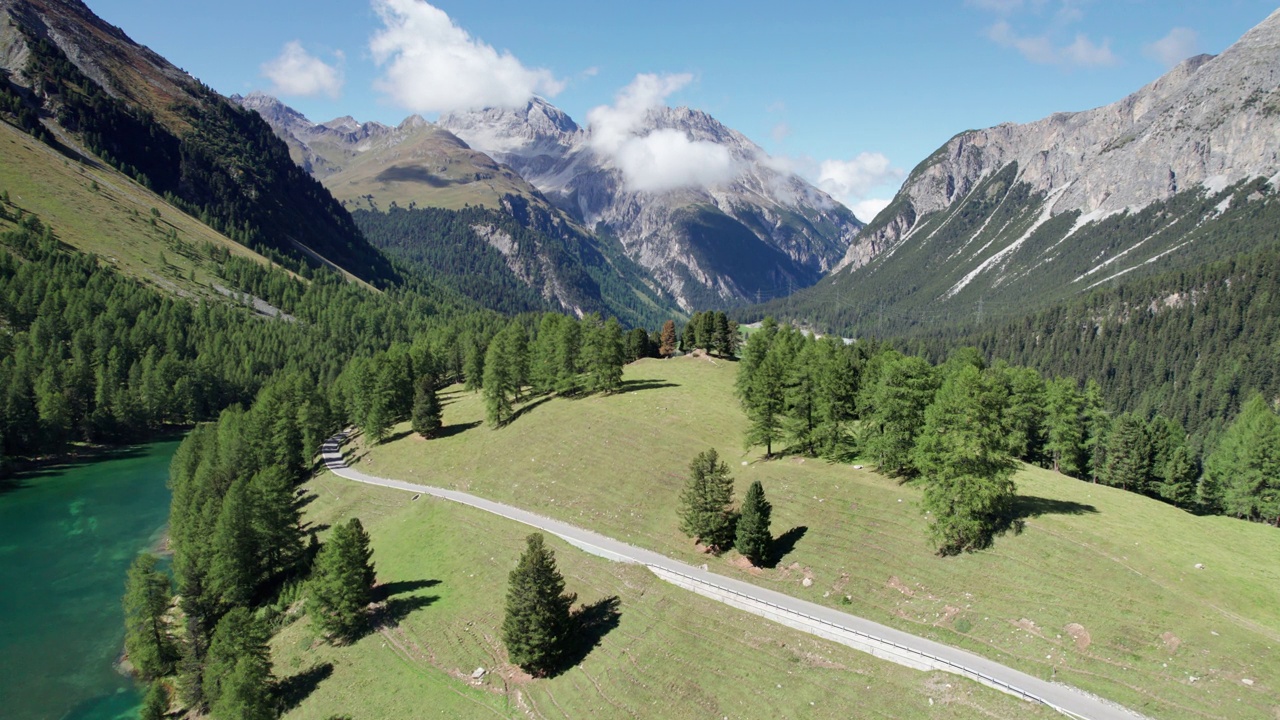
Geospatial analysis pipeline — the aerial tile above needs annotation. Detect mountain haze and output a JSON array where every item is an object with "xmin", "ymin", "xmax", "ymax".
[{"xmin": 440, "ymin": 98, "xmax": 863, "ymax": 310}]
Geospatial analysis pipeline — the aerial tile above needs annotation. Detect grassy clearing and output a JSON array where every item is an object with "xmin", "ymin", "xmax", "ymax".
[
  {"xmin": 0, "ymin": 121, "xmax": 279, "ymax": 298},
  {"xmin": 277, "ymin": 471, "xmax": 1045, "ymax": 719},
  {"xmin": 351, "ymin": 355, "xmax": 1280, "ymax": 719}
]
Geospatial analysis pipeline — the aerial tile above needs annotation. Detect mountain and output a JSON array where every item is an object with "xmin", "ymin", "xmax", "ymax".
[
  {"xmin": 768, "ymin": 9, "xmax": 1280, "ymax": 337},
  {"xmin": 239, "ymin": 94, "xmax": 680, "ymax": 327},
  {"xmin": 439, "ymin": 98, "xmax": 863, "ymax": 310},
  {"xmin": 0, "ymin": 0, "xmax": 396, "ymax": 285}
]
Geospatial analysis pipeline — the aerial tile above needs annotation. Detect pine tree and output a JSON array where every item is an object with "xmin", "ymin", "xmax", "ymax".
[
  {"xmin": 913, "ymin": 365, "xmax": 1016, "ymax": 555},
  {"xmin": 744, "ymin": 343, "xmax": 788, "ymax": 456},
  {"xmin": 531, "ymin": 313, "xmax": 566, "ymax": 393},
  {"xmin": 784, "ymin": 339, "xmax": 821, "ymax": 455},
  {"xmin": 678, "ymin": 448, "xmax": 737, "ymax": 551},
  {"xmin": 553, "ymin": 317, "xmax": 582, "ymax": 396},
  {"xmin": 735, "ymin": 480, "xmax": 772, "ymax": 566},
  {"xmin": 122, "ymin": 553, "xmax": 175, "ymax": 679},
  {"xmin": 658, "ymin": 319, "xmax": 678, "ymax": 358},
  {"xmin": 463, "ymin": 340, "xmax": 485, "ymax": 393},
  {"xmin": 308, "ymin": 518, "xmax": 377, "ymax": 641},
  {"xmin": 502, "ymin": 533, "xmax": 576, "ymax": 676},
  {"xmin": 203, "ymin": 608, "xmax": 274, "ymax": 720},
  {"xmin": 583, "ymin": 317, "xmax": 624, "ymax": 394},
  {"xmin": 249, "ymin": 466, "xmax": 302, "ymax": 580},
  {"xmin": 1157, "ymin": 444, "xmax": 1199, "ymax": 509},
  {"xmin": 411, "ymin": 375, "xmax": 442, "ymax": 437}
]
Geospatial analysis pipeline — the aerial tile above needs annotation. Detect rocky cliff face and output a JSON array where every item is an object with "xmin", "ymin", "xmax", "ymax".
[
  {"xmin": 440, "ymin": 98, "xmax": 862, "ymax": 310},
  {"xmin": 840, "ymin": 9, "xmax": 1280, "ymax": 273}
]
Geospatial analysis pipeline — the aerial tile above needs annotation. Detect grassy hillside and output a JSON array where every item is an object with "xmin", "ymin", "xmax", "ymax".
[
  {"xmin": 345, "ymin": 357, "xmax": 1280, "ymax": 719},
  {"xmin": 0, "ymin": 120, "xmax": 281, "ymax": 299},
  {"xmin": 279, "ymin": 471, "xmax": 1045, "ymax": 719}
]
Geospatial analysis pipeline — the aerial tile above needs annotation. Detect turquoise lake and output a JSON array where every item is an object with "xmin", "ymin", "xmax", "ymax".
[{"xmin": 0, "ymin": 440, "xmax": 179, "ymax": 720}]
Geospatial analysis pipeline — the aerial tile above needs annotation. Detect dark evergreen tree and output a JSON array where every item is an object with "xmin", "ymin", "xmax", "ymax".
[
  {"xmin": 1100, "ymin": 413, "xmax": 1152, "ymax": 493},
  {"xmin": 307, "ymin": 518, "xmax": 377, "ymax": 641},
  {"xmin": 735, "ymin": 480, "xmax": 772, "ymax": 566},
  {"xmin": 677, "ymin": 448, "xmax": 737, "ymax": 551},
  {"xmin": 203, "ymin": 608, "xmax": 274, "ymax": 720},
  {"xmin": 122, "ymin": 553, "xmax": 175, "ymax": 679},
  {"xmin": 783, "ymin": 338, "xmax": 821, "ymax": 455},
  {"xmin": 463, "ymin": 340, "xmax": 485, "ymax": 393},
  {"xmin": 411, "ymin": 375, "xmax": 442, "ymax": 438},
  {"xmin": 583, "ymin": 316, "xmax": 625, "ymax": 394},
  {"xmin": 502, "ymin": 533, "xmax": 576, "ymax": 676},
  {"xmin": 1043, "ymin": 376, "xmax": 1085, "ymax": 475},
  {"xmin": 483, "ymin": 330, "xmax": 516, "ymax": 427},
  {"xmin": 249, "ymin": 466, "xmax": 302, "ymax": 580},
  {"xmin": 1157, "ymin": 445, "xmax": 1199, "ymax": 509},
  {"xmin": 206, "ymin": 478, "xmax": 258, "ymax": 609},
  {"xmin": 913, "ymin": 365, "xmax": 1016, "ymax": 555}
]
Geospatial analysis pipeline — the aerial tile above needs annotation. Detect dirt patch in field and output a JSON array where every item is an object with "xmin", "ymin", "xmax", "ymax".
[
  {"xmin": 729, "ymin": 555, "xmax": 763, "ymax": 576},
  {"xmin": 936, "ymin": 606, "xmax": 961, "ymax": 626},
  {"xmin": 886, "ymin": 576, "xmax": 915, "ymax": 597},
  {"xmin": 1064, "ymin": 623, "xmax": 1091, "ymax": 651},
  {"xmin": 1014, "ymin": 618, "xmax": 1042, "ymax": 637},
  {"xmin": 1160, "ymin": 631, "xmax": 1182, "ymax": 654}
]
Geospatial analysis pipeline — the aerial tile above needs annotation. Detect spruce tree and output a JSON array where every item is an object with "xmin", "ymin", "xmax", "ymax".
[
  {"xmin": 860, "ymin": 352, "xmax": 938, "ymax": 477},
  {"xmin": 659, "ymin": 319, "xmax": 677, "ymax": 357},
  {"xmin": 1100, "ymin": 413, "xmax": 1152, "ymax": 493},
  {"xmin": 1043, "ymin": 377, "xmax": 1085, "ymax": 475},
  {"xmin": 206, "ymin": 478, "xmax": 258, "ymax": 609},
  {"xmin": 203, "ymin": 608, "xmax": 274, "ymax": 720},
  {"xmin": 122, "ymin": 553, "xmax": 175, "ymax": 679},
  {"xmin": 308, "ymin": 518, "xmax": 377, "ymax": 641},
  {"xmin": 250, "ymin": 466, "xmax": 302, "ymax": 581},
  {"xmin": 502, "ymin": 533, "xmax": 576, "ymax": 676},
  {"xmin": 913, "ymin": 365, "xmax": 1016, "ymax": 555},
  {"xmin": 483, "ymin": 334, "xmax": 514, "ymax": 427},
  {"xmin": 735, "ymin": 480, "xmax": 772, "ymax": 566},
  {"xmin": 678, "ymin": 448, "xmax": 737, "ymax": 551},
  {"xmin": 744, "ymin": 344, "xmax": 787, "ymax": 456},
  {"xmin": 411, "ymin": 375, "xmax": 442, "ymax": 437},
  {"xmin": 463, "ymin": 340, "xmax": 485, "ymax": 393}
]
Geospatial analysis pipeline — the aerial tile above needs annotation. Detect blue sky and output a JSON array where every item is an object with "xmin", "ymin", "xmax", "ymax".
[{"xmin": 91, "ymin": 0, "xmax": 1278, "ymax": 219}]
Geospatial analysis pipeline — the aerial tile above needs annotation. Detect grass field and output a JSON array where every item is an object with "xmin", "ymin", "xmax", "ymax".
[
  {"xmin": 276, "ymin": 471, "xmax": 1047, "ymax": 719},
  {"xmin": 345, "ymin": 355, "xmax": 1280, "ymax": 719},
  {"xmin": 0, "ymin": 121, "xmax": 282, "ymax": 298}
]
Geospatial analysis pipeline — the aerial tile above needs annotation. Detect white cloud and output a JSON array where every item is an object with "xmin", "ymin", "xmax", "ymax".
[
  {"xmin": 261, "ymin": 41, "xmax": 344, "ymax": 99},
  {"xmin": 586, "ymin": 73, "xmax": 737, "ymax": 193},
  {"xmin": 987, "ymin": 20, "xmax": 1117, "ymax": 67},
  {"xmin": 771, "ymin": 122, "xmax": 792, "ymax": 142},
  {"xmin": 369, "ymin": 0, "xmax": 564, "ymax": 114},
  {"xmin": 852, "ymin": 198, "xmax": 892, "ymax": 224},
  {"xmin": 1144, "ymin": 27, "xmax": 1199, "ymax": 69},
  {"xmin": 816, "ymin": 153, "xmax": 905, "ymax": 207}
]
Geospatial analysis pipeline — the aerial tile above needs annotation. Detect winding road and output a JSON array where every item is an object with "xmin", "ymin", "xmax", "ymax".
[{"xmin": 321, "ymin": 433, "xmax": 1145, "ymax": 720}]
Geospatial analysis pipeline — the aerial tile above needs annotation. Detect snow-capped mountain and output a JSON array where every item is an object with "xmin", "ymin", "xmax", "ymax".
[{"xmin": 440, "ymin": 98, "xmax": 863, "ymax": 310}]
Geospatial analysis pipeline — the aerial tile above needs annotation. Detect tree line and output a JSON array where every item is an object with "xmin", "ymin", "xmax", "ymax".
[{"xmin": 735, "ymin": 318, "xmax": 1280, "ymax": 553}]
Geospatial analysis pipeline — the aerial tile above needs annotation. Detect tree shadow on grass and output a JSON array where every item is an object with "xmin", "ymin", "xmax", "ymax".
[
  {"xmin": 619, "ymin": 379, "xmax": 680, "ymax": 393},
  {"xmin": 294, "ymin": 492, "xmax": 319, "ymax": 511},
  {"xmin": 376, "ymin": 578, "xmax": 441, "ymax": 602},
  {"xmin": 434, "ymin": 420, "xmax": 481, "ymax": 439},
  {"xmin": 1010, "ymin": 495, "xmax": 1099, "ymax": 521},
  {"xmin": 275, "ymin": 662, "xmax": 333, "ymax": 712},
  {"xmin": 549, "ymin": 596, "xmax": 622, "ymax": 677},
  {"xmin": 508, "ymin": 396, "xmax": 552, "ymax": 424},
  {"xmin": 766, "ymin": 526, "xmax": 808, "ymax": 568},
  {"xmin": 376, "ymin": 593, "xmax": 440, "ymax": 627},
  {"xmin": 382, "ymin": 428, "xmax": 414, "ymax": 444}
]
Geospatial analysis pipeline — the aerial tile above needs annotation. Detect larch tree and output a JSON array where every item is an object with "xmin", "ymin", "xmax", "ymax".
[
  {"xmin": 859, "ymin": 352, "xmax": 938, "ymax": 477},
  {"xmin": 1043, "ymin": 376, "xmax": 1085, "ymax": 475},
  {"xmin": 122, "ymin": 553, "xmax": 175, "ymax": 679},
  {"xmin": 483, "ymin": 331, "xmax": 516, "ymax": 427},
  {"xmin": 659, "ymin": 319, "xmax": 678, "ymax": 357},
  {"xmin": 1206, "ymin": 395, "xmax": 1280, "ymax": 523},
  {"xmin": 411, "ymin": 374, "xmax": 442, "ymax": 437},
  {"xmin": 735, "ymin": 480, "xmax": 773, "ymax": 566},
  {"xmin": 502, "ymin": 533, "xmax": 576, "ymax": 676},
  {"xmin": 202, "ymin": 608, "xmax": 274, "ymax": 720},
  {"xmin": 206, "ymin": 478, "xmax": 258, "ymax": 609},
  {"xmin": 678, "ymin": 448, "xmax": 737, "ymax": 551},
  {"xmin": 913, "ymin": 365, "xmax": 1017, "ymax": 556},
  {"xmin": 1100, "ymin": 413, "xmax": 1152, "ymax": 493},
  {"xmin": 308, "ymin": 517, "xmax": 377, "ymax": 642}
]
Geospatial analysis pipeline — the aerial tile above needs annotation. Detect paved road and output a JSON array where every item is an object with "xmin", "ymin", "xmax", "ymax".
[{"xmin": 321, "ymin": 434, "xmax": 1144, "ymax": 720}]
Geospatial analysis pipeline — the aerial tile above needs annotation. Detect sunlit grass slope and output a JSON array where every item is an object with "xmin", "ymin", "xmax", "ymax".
[
  {"xmin": 351, "ymin": 355, "xmax": 1280, "ymax": 719},
  {"xmin": 275, "ymin": 471, "xmax": 1045, "ymax": 719}
]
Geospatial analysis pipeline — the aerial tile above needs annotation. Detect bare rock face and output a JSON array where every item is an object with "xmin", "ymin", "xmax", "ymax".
[
  {"xmin": 841, "ymin": 9, "xmax": 1280, "ymax": 271},
  {"xmin": 441, "ymin": 99, "xmax": 862, "ymax": 309}
]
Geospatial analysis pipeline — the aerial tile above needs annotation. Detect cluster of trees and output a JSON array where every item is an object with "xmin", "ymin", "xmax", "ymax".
[
  {"xmin": 677, "ymin": 449, "xmax": 773, "ymax": 565},
  {"xmin": 734, "ymin": 318, "xmax": 1280, "ymax": 552},
  {"xmin": 681, "ymin": 311, "xmax": 740, "ymax": 357}
]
